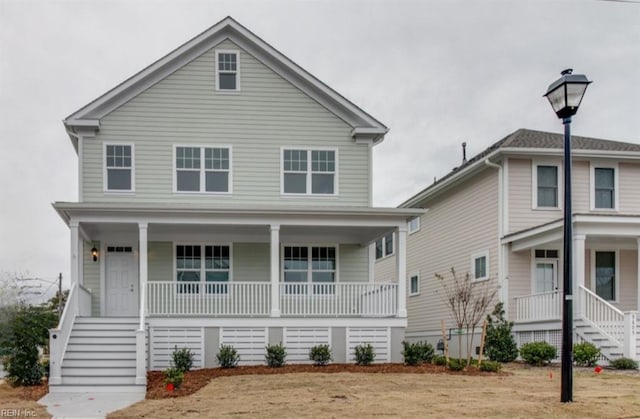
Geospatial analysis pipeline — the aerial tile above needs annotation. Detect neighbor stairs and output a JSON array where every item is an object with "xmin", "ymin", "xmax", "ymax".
[
  {"xmin": 574, "ymin": 318, "xmax": 624, "ymax": 362},
  {"xmin": 50, "ymin": 317, "xmax": 146, "ymax": 393}
]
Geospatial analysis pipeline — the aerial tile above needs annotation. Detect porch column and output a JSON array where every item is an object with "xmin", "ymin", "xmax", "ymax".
[
  {"xmin": 69, "ymin": 221, "xmax": 80, "ymax": 315},
  {"xmin": 138, "ymin": 222, "xmax": 148, "ymax": 329},
  {"xmin": 396, "ymin": 227, "xmax": 408, "ymax": 318},
  {"xmin": 637, "ymin": 238, "xmax": 640, "ymax": 312},
  {"xmin": 270, "ymin": 225, "xmax": 280, "ymax": 317},
  {"xmin": 574, "ymin": 234, "xmax": 586, "ymax": 318}
]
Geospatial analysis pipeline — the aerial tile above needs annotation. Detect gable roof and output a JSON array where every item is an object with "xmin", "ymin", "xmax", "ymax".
[
  {"xmin": 401, "ymin": 128, "xmax": 640, "ymax": 208},
  {"xmin": 64, "ymin": 16, "xmax": 388, "ymax": 143}
]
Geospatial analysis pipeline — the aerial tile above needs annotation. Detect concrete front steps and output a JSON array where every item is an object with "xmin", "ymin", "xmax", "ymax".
[{"xmin": 50, "ymin": 317, "xmax": 146, "ymax": 393}]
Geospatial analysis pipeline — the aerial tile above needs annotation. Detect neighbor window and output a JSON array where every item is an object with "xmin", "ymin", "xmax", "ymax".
[
  {"xmin": 216, "ymin": 51, "xmax": 239, "ymax": 91},
  {"xmin": 176, "ymin": 244, "xmax": 230, "ymax": 294},
  {"xmin": 375, "ymin": 233, "xmax": 394, "ymax": 260},
  {"xmin": 534, "ymin": 249, "xmax": 559, "ymax": 293},
  {"xmin": 282, "ymin": 149, "xmax": 336, "ymax": 195},
  {"xmin": 408, "ymin": 217, "xmax": 420, "ymax": 234},
  {"xmin": 105, "ymin": 144, "xmax": 133, "ymax": 191},
  {"xmin": 283, "ymin": 246, "xmax": 336, "ymax": 294},
  {"xmin": 594, "ymin": 167, "xmax": 615, "ymax": 209},
  {"xmin": 410, "ymin": 273, "xmax": 420, "ymax": 296},
  {"xmin": 536, "ymin": 165, "xmax": 558, "ymax": 208},
  {"xmin": 595, "ymin": 251, "xmax": 616, "ymax": 301},
  {"xmin": 471, "ymin": 252, "xmax": 489, "ymax": 281},
  {"xmin": 175, "ymin": 146, "xmax": 231, "ymax": 193}
]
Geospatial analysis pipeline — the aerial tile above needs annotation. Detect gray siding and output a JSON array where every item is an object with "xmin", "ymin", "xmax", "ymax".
[
  {"xmin": 338, "ymin": 244, "xmax": 368, "ymax": 283},
  {"xmin": 374, "ymin": 254, "xmax": 396, "ymax": 283},
  {"xmin": 82, "ymin": 240, "xmax": 101, "ymax": 316},
  {"xmin": 234, "ymin": 243, "xmax": 270, "ymax": 282},
  {"xmin": 148, "ymin": 241, "xmax": 173, "ymax": 282},
  {"xmin": 82, "ymin": 39, "xmax": 369, "ymax": 206}
]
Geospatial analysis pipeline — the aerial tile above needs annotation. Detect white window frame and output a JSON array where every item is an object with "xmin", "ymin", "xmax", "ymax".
[
  {"xmin": 532, "ymin": 161, "xmax": 562, "ymax": 210},
  {"xmin": 173, "ymin": 145, "xmax": 232, "ymax": 194},
  {"xmin": 281, "ymin": 244, "xmax": 340, "ymax": 287},
  {"xmin": 409, "ymin": 272, "xmax": 420, "ymax": 296},
  {"xmin": 408, "ymin": 217, "xmax": 421, "ymax": 234},
  {"xmin": 375, "ymin": 233, "xmax": 394, "ymax": 261},
  {"xmin": 173, "ymin": 242, "xmax": 233, "ymax": 294},
  {"xmin": 103, "ymin": 142, "xmax": 135, "ymax": 193},
  {"xmin": 280, "ymin": 147, "xmax": 339, "ymax": 196},
  {"xmin": 590, "ymin": 162, "xmax": 619, "ymax": 211},
  {"xmin": 530, "ymin": 249, "xmax": 560, "ymax": 294},
  {"xmin": 590, "ymin": 248, "xmax": 619, "ymax": 303},
  {"xmin": 215, "ymin": 49, "xmax": 240, "ymax": 92},
  {"xmin": 470, "ymin": 250, "xmax": 489, "ymax": 282}
]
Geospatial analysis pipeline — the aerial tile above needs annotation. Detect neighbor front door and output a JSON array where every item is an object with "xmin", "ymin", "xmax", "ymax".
[{"xmin": 105, "ymin": 245, "xmax": 138, "ymax": 316}]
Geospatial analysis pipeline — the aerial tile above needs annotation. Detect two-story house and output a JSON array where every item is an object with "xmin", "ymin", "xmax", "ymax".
[
  {"xmin": 49, "ymin": 17, "xmax": 421, "ymax": 392},
  {"xmin": 388, "ymin": 128, "xmax": 639, "ymax": 362}
]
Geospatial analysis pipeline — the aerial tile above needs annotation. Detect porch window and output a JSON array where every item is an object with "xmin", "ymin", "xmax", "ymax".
[
  {"xmin": 595, "ymin": 251, "xmax": 616, "ymax": 301},
  {"xmin": 175, "ymin": 146, "xmax": 231, "ymax": 193},
  {"xmin": 375, "ymin": 233, "xmax": 394, "ymax": 260},
  {"xmin": 282, "ymin": 149, "xmax": 336, "ymax": 195},
  {"xmin": 536, "ymin": 165, "xmax": 558, "ymax": 208},
  {"xmin": 176, "ymin": 244, "xmax": 230, "ymax": 294},
  {"xmin": 105, "ymin": 144, "xmax": 133, "ymax": 191},
  {"xmin": 283, "ymin": 246, "xmax": 336, "ymax": 294},
  {"xmin": 594, "ymin": 167, "xmax": 615, "ymax": 209}
]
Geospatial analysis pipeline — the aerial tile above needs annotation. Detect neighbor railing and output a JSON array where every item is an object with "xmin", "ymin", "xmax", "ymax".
[
  {"xmin": 578, "ymin": 285, "xmax": 624, "ymax": 346},
  {"xmin": 279, "ymin": 282, "xmax": 397, "ymax": 317},
  {"xmin": 513, "ymin": 290, "xmax": 561, "ymax": 322},
  {"xmin": 146, "ymin": 281, "xmax": 271, "ymax": 316}
]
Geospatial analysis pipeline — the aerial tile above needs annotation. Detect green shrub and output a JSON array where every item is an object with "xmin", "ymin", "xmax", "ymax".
[
  {"xmin": 265, "ymin": 343, "xmax": 287, "ymax": 368},
  {"xmin": 432, "ymin": 355, "xmax": 447, "ymax": 366},
  {"xmin": 163, "ymin": 367, "xmax": 184, "ymax": 388},
  {"xmin": 448, "ymin": 358, "xmax": 465, "ymax": 371},
  {"xmin": 484, "ymin": 303, "xmax": 519, "ymax": 363},
  {"xmin": 172, "ymin": 346, "xmax": 194, "ymax": 372},
  {"xmin": 217, "ymin": 344, "xmax": 240, "ymax": 368},
  {"xmin": 610, "ymin": 357, "xmax": 639, "ymax": 370},
  {"xmin": 309, "ymin": 344, "xmax": 332, "ymax": 366},
  {"xmin": 572, "ymin": 342, "xmax": 600, "ymax": 367},
  {"xmin": 519, "ymin": 341, "xmax": 557, "ymax": 366},
  {"xmin": 479, "ymin": 360, "xmax": 502, "ymax": 372},
  {"xmin": 402, "ymin": 341, "xmax": 434, "ymax": 365},
  {"xmin": 354, "ymin": 343, "xmax": 375, "ymax": 366}
]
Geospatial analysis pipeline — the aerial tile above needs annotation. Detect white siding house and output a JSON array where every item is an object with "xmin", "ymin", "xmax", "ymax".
[{"xmin": 49, "ymin": 17, "xmax": 421, "ymax": 392}]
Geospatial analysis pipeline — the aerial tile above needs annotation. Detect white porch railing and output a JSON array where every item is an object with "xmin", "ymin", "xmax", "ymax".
[
  {"xmin": 146, "ymin": 281, "xmax": 271, "ymax": 316},
  {"xmin": 279, "ymin": 282, "xmax": 398, "ymax": 317},
  {"xmin": 78, "ymin": 284, "xmax": 92, "ymax": 316},
  {"xmin": 513, "ymin": 290, "xmax": 561, "ymax": 322},
  {"xmin": 578, "ymin": 285, "xmax": 625, "ymax": 346}
]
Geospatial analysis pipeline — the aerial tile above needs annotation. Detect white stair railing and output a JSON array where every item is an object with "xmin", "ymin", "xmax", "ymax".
[
  {"xmin": 48, "ymin": 282, "xmax": 79, "ymax": 385},
  {"xmin": 578, "ymin": 285, "xmax": 625, "ymax": 347}
]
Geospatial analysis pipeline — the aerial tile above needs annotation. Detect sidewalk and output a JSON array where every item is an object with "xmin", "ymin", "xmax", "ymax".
[{"xmin": 39, "ymin": 391, "xmax": 145, "ymax": 419}]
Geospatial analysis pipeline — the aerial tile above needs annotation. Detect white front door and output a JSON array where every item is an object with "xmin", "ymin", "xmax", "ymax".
[{"xmin": 106, "ymin": 246, "xmax": 138, "ymax": 316}]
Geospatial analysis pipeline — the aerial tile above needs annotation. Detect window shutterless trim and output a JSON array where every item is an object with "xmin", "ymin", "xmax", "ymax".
[
  {"xmin": 280, "ymin": 147, "xmax": 339, "ymax": 197},
  {"xmin": 215, "ymin": 49, "xmax": 240, "ymax": 92},
  {"xmin": 281, "ymin": 243, "xmax": 339, "ymax": 284},
  {"xmin": 172, "ymin": 144, "xmax": 233, "ymax": 195},
  {"xmin": 590, "ymin": 248, "xmax": 619, "ymax": 303},
  {"xmin": 590, "ymin": 161, "xmax": 619, "ymax": 211},
  {"xmin": 532, "ymin": 160, "xmax": 562, "ymax": 210},
  {"xmin": 103, "ymin": 142, "xmax": 135, "ymax": 193},
  {"xmin": 374, "ymin": 233, "xmax": 394, "ymax": 261},
  {"xmin": 408, "ymin": 217, "xmax": 420, "ymax": 234},
  {"xmin": 409, "ymin": 272, "xmax": 420, "ymax": 296},
  {"xmin": 173, "ymin": 242, "xmax": 234, "ymax": 290},
  {"xmin": 470, "ymin": 250, "xmax": 489, "ymax": 282}
]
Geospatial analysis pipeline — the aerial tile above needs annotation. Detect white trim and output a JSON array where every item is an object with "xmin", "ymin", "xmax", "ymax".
[
  {"xmin": 172, "ymin": 242, "xmax": 234, "ymax": 290},
  {"xmin": 590, "ymin": 161, "xmax": 619, "ymax": 211},
  {"xmin": 470, "ymin": 250, "xmax": 489, "ymax": 282},
  {"xmin": 281, "ymin": 243, "xmax": 339, "ymax": 284},
  {"xmin": 532, "ymin": 160, "xmax": 562, "ymax": 211},
  {"xmin": 590, "ymin": 248, "xmax": 620, "ymax": 303},
  {"xmin": 172, "ymin": 144, "xmax": 233, "ymax": 195},
  {"xmin": 78, "ymin": 135, "xmax": 83, "ymax": 201},
  {"xmin": 280, "ymin": 147, "xmax": 339, "ymax": 197},
  {"xmin": 103, "ymin": 142, "xmax": 135, "ymax": 194},
  {"xmin": 409, "ymin": 271, "xmax": 420, "ymax": 296},
  {"xmin": 215, "ymin": 49, "xmax": 241, "ymax": 92},
  {"xmin": 150, "ymin": 317, "xmax": 406, "ymax": 329},
  {"xmin": 407, "ymin": 217, "xmax": 420, "ymax": 235},
  {"xmin": 374, "ymin": 232, "xmax": 394, "ymax": 261},
  {"xmin": 530, "ymin": 249, "xmax": 559, "ymax": 294}
]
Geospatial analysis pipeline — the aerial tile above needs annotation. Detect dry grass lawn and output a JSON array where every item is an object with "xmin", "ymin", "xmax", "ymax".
[
  {"xmin": 110, "ymin": 365, "xmax": 640, "ymax": 418},
  {"xmin": 0, "ymin": 381, "xmax": 50, "ymax": 418}
]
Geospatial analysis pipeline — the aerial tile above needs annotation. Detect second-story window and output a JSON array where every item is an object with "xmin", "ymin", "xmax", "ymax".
[
  {"xmin": 175, "ymin": 146, "xmax": 231, "ymax": 193},
  {"xmin": 216, "ymin": 50, "xmax": 239, "ymax": 91},
  {"xmin": 536, "ymin": 165, "xmax": 558, "ymax": 208},
  {"xmin": 594, "ymin": 167, "xmax": 615, "ymax": 209},
  {"xmin": 105, "ymin": 144, "xmax": 133, "ymax": 192},
  {"xmin": 282, "ymin": 149, "xmax": 336, "ymax": 195}
]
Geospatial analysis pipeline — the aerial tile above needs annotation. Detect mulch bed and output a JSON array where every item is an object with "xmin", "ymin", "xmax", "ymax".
[
  {"xmin": 7, "ymin": 382, "xmax": 49, "ymax": 401},
  {"xmin": 147, "ymin": 363, "xmax": 508, "ymax": 399}
]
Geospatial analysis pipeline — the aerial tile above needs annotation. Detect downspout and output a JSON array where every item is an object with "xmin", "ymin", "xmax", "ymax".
[{"xmin": 484, "ymin": 159, "xmax": 506, "ymax": 311}]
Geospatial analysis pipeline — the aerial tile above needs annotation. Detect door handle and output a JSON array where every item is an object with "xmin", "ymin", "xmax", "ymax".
[{"xmin": 130, "ymin": 284, "xmax": 134, "ymax": 292}]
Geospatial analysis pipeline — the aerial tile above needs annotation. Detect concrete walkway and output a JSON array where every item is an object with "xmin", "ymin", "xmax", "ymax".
[{"xmin": 39, "ymin": 391, "xmax": 145, "ymax": 419}]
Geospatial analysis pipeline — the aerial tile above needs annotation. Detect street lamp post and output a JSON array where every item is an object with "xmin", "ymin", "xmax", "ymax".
[{"xmin": 544, "ymin": 69, "xmax": 592, "ymax": 403}]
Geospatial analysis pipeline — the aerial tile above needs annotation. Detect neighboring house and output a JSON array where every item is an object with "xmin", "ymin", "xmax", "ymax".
[
  {"xmin": 389, "ymin": 128, "xmax": 639, "ymax": 362},
  {"xmin": 49, "ymin": 17, "xmax": 421, "ymax": 392}
]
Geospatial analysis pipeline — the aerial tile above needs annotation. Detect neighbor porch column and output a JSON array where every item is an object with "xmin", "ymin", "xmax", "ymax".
[
  {"xmin": 270, "ymin": 225, "xmax": 281, "ymax": 317},
  {"xmin": 574, "ymin": 234, "xmax": 586, "ymax": 319},
  {"xmin": 637, "ymin": 238, "xmax": 640, "ymax": 312},
  {"xmin": 136, "ymin": 222, "xmax": 148, "ymax": 385},
  {"xmin": 396, "ymin": 227, "xmax": 408, "ymax": 318},
  {"xmin": 69, "ymin": 221, "xmax": 80, "ymax": 315}
]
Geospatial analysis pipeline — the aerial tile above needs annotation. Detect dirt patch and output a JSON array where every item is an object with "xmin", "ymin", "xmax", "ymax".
[
  {"xmin": 0, "ymin": 382, "xmax": 50, "ymax": 417},
  {"xmin": 146, "ymin": 362, "xmax": 505, "ymax": 399}
]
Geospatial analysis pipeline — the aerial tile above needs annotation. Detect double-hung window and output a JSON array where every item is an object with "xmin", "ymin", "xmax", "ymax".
[
  {"xmin": 536, "ymin": 165, "xmax": 559, "ymax": 208},
  {"xmin": 593, "ymin": 167, "xmax": 616, "ymax": 210},
  {"xmin": 282, "ymin": 149, "xmax": 336, "ymax": 195},
  {"xmin": 375, "ymin": 233, "xmax": 394, "ymax": 260},
  {"xmin": 176, "ymin": 244, "xmax": 230, "ymax": 294},
  {"xmin": 105, "ymin": 144, "xmax": 134, "ymax": 192},
  {"xmin": 471, "ymin": 251, "xmax": 489, "ymax": 281},
  {"xmin": 283, "ymin": 246, "xmax": 336, "ymax": 294},
  {"xmin": 175, "ymin": 146, "xmax": 231, "ymax": 193},
  {"xmin": 216, "ymin": 50, "xmax": 239, "ymax": 91}
]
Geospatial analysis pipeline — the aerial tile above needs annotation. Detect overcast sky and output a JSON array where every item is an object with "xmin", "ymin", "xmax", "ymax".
[{"xmin": 0, "ymin": 0, "xmax": 638, "ymax": 288}]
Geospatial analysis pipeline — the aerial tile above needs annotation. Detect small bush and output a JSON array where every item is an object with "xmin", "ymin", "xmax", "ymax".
[
  {"xmin": 573, "ymin": 342, "xmax": 600, "ymax": 367},
  {"xmin": 448, "ymin": 358, "xmax": 465, "ymax": 371},
  {"xmin": 519, "ymin": 341, "xmax": 557, "ymax": 366},
  {"xmin": 432, "ymin": 355, "xmax": 447, "ymax": 366},
  {"xmin": 163, "ymin": 367, "xmax": 184, "ymax": 388},
  {"xmin": 172, "ymin": 346, "xmax": 194, "ymax": 372},
  {"xmin": 610, "ymin": 357, "xmax": 639, "ymax": 370},
  {"xmin": 309, "ymin": 344, "xmax": 332, "ymax": 366},
  {"xmin": 217, "ymin": 344, "xmax": 240, "ymax": 368},
  {"xmin": 354, "ymin": 343, "xmax": 375, "ymax": 366},
  {"xmin": 265, "ymin": 343, "xmax": 287, "ymax": 368},
  {"xmin": 479, "ymin": 360, "xmax": 502, "ymax": 372},
  {"xmin": 484, "ymin": 303, "xmax": 519, "ymax": 363},
  {"xmin": 402, "ymin": 341, "xmax": 434, "ymax": 366}
]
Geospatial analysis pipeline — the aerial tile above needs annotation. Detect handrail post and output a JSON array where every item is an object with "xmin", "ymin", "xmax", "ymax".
[{"xmin": 623, "ymin": 311, "xmax": 637, "ymax": 359}]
